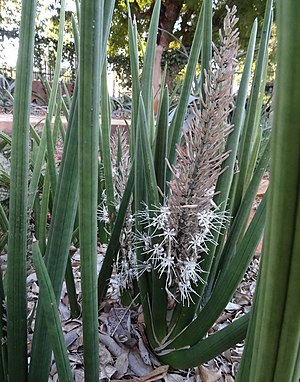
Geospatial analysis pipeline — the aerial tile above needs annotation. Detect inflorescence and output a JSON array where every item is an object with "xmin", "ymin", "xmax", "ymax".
[{"xmin": 97, "ymin": 6, "xmax": 238, "ymax": 305}]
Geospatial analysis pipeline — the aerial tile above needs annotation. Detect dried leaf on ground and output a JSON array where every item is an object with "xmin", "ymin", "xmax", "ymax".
[
  {"xmin": 112, "ymin": 365, "xmax": 169, "ymax": 382},
  {"xmin": 114, "ymin": 352, "xmax": 129, "ymax": 379},
  {"xmin": 128, "ymin": 350, "xmax": 153, "ymax": 377},
  {"xmin": 164, "ymin": 373, "xmax": 190, "ymax": 382},
  {"xmin": 198, "ymin": 365, "xmax": 222, "ymax": 382}
]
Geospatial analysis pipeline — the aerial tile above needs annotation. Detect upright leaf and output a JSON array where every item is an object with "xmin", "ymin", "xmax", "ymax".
[
  {"xmin": 167, "ymin": 5, "xmax": 203, "ymax": 174},
  {"xmin": 238, "ymin": 0, "xmax": 300, "ymax": 379},
  {"xmin": 6, "ymin": 1, "xmax": 37, "ymax": 380},
  {"xmin": 27, "ymin": 0, "xmax": 66, "ymax": 210},
  {"xmin": 32, "ymin": 242, "xmax": 73, "ymax": 382},
  {"xmin": 231, "ymin": 0, "xmax": 273, "ymax": 215},
  {"xmin": 78, "ymin": 1, "xmax": 103, "ymax": 380}
]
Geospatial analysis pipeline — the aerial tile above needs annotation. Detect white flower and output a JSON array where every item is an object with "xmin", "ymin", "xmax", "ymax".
[
  {"xmin": 179, "ymin": 258, "xmax": 206, "ymax": 285},
  {"xmin": 197, "ymin": 209, "xmax": 215, "ymax": 231},
  {"xmin": 189, "ymin": 232, "xmax": 209, "ymax": 254},
  {"xmin": 114, "ymin": 199, "xmax": 231, "ymax": 304},
  {"xmin": 135, "ymin": 203, "xmax": 150, "ymax": 222},
  {"xmin": 161, "ymin": 227, "xmax": 177, "ymax": 245},
  {"xmin": 111, "ymin": 165, "xmax": 117, "ymax": 178},
  {"xmin": 97, "ymin": 204, "xmax": 110, "ymax": 224},
  {"xmin": 97, "ymin": 190, "xmax": 111, "ymax": 224},
  {"xmin": 116, "ymin": 258, "xmax": 136, "ymax": 289},
  {"xmin": 127, "ymin": 214, "xmax": 134, "ymax": 224},
  {"xmin": 197, "ymin": 208, "xmax": 229, "ymax": 234},
  {"xmin": 149, "ymin": 205, "xmax": 171, "ymax": 230},
  {"xmin": 155, "ymin": 253, "xmax": 176, "ymax": 279},
  {"xmin": 178, "ymin": 280, "xmax": 198, "ymax": 306},
  {"xmin": 135, "ymin": 259, "xmax": 152, "ymax": 278},
  {"xmin": 135, "ymin": 231, "xmax": 153, "ymax": 251},
  {"xmin": 147, "ymin": 243, "xmax": 165, "ymax": 264}
]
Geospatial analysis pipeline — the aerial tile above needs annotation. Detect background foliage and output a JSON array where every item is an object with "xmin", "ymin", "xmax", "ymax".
[{"xmin": 0, "ymin": 0, "xmax": 275, "ymax": 86}]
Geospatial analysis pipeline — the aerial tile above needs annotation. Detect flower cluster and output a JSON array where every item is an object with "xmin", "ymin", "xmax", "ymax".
[
  {"xmin": 98, "ymin": 164, "xmax": 230, "ymax": 304},
  {"xmin": 134, "ymin": 202, "xmax": 230, "ymax": 304},
  {"xmin": 98, "ymin": 6, "xmax": 238, "ymax": 305},
  {"xmin": 97, "ymin": 129, "xmax": 136, "ymax": 290},
  {"xmin": 97, "ymin": 190, "xmax": 110, "ymax": 225}
]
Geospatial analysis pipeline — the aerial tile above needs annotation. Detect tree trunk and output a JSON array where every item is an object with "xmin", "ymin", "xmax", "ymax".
[{"xmin": 153, "ymin": 0, "xmax": 183, "ymax": 114}]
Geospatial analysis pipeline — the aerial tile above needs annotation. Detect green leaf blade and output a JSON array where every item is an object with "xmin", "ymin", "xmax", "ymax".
[{"xmin": 6, "ymin": 1, "xmax": 37, "ymax": 380}]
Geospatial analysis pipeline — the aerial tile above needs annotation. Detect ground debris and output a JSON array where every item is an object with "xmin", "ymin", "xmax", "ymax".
[{"xmin": 21, "ymin": 232, "xmax": 260, "ymax": 381}]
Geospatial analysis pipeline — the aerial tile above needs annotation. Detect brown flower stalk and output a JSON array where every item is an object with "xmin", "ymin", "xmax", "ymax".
[
  {"xmin": 165, "ymin": 6, "xmax": 239, "ymax": 297},
  {"xmin": 107, "ymin": 7, "xmax": 240, "ymax": 304},
  {"xmin": 110, "ymin": 128, "xmax": 131, "ymax": 204}
]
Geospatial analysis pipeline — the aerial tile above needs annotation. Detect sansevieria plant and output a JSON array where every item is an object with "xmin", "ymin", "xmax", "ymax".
[
  {"xmin": 98, "ymin": 0, "xmax": 273, "ymax": 370},
  {"xmin": 237, "ymin": 0, "xmax": 300, "ymax": 380},
  {"xmin": 3, "ymin": 0, "xmax": 298, "ymax": 380}
]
